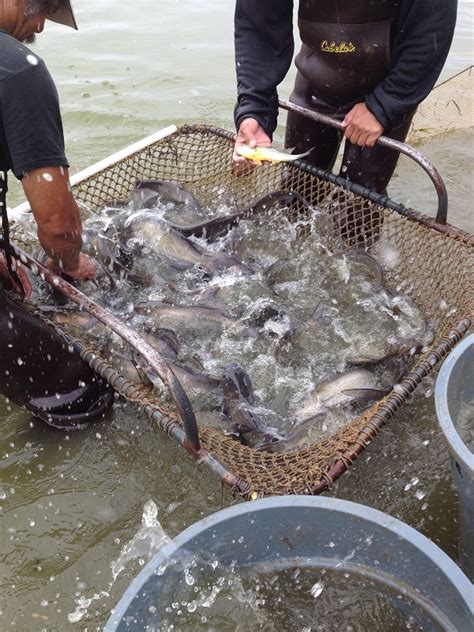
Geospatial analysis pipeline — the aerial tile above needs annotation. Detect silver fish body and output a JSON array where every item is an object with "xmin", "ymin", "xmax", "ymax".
[
  {"xmin": 221, "ymin": 363, "xmax": 285, "ymax": 449},
  {"xmin": 123, "ymin": 211, "xmax": 235, "ymax": 274},
  {"xmin": 96, "ymin": 219, "xmax": 151, "ymax": 285},
  {"xmin": 295, "ymin": 368, "xmax": 387, "ymax": 422},
  {"xmin": 136, "ymin": 303, "xmax": 236, "ymax": 330},
  {"xmin": 133, "ymin": 353, "xmax": 220, "ymax": 397},
  {"xmin": 133, "ymin": 179, "xmax": 203, "ymax": 214},
  {"xmin": 170, "ymin": 190, "xmax": 305, "ymax": 240},
  {"xmin": 335, "ymin": 249, "xmax": 385, "ymax": 290}
]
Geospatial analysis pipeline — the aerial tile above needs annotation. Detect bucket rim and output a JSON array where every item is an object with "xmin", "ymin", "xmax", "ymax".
[
  {"xmin": 435, "ymin": 332, "xmax": 474, "ymax": 476},
  {"xmin": 105, "ymin": 496, "xmax": 473, "ymax": 630}
]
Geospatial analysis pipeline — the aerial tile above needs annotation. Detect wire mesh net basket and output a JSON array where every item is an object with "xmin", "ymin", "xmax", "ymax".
[{"xmin": 11, "ymin": 124, "xmax": 474, "ymax": 498}]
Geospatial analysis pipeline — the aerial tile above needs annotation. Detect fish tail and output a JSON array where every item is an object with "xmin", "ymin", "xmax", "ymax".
[{"xmin": 297, "ymin": 147, "xmax": 314, "ymax": 160}]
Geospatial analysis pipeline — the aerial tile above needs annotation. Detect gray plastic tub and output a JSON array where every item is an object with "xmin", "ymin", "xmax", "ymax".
[
  {"xmin": 435, "ymin": 332, "xmax": 474, "ymax": 580},
  {"xmin": 104, "ymin": 497, "xmax": 473, "ymax": 631}
]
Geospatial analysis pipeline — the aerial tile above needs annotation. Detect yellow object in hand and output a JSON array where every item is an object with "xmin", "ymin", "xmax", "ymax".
[{"xmin": 235, "ymin": 145, "xmax": 312, "ymax": 165}]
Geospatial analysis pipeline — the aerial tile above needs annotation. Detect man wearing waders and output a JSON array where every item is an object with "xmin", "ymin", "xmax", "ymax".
[
  {"xmin": 0, "ymin": 0, "xmax": 113, "ymax": 427},
  {"xmin": 232, "ymin": 1, "xmax": 457, "ymax": 241}
]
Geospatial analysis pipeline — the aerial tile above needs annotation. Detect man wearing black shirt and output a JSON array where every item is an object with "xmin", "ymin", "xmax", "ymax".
[
  {"xmin": 0, "ymin": 0, "xmax": 95, "ymax": 289},
  {"xmin": 0, "ymin": 0, "xmax": 113, "ymax": 427},
  {"xmin": 233, "ymin": 0, "xmax": 457, "ymax": 194}
]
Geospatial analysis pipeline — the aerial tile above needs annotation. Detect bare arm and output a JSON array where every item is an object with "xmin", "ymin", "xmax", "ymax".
[{"xmin": 21, "ymin": 166, "xmax": 94, "ymax": 278}]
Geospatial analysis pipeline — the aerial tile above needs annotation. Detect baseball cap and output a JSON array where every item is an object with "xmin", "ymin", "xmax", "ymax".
[{"xmin": 47, "ymin": 0, "xmax": 78, "ymax": 30}]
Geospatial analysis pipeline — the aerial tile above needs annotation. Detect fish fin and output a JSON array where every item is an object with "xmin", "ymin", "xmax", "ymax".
[
  {"xmin": 155, "ymin": 328, "xmax": 180, "ymax": 356},
  {"xmin": 309, "ymin": 301, "xmax": 327, "ymax": 321},
  {"xmin": 294, "ymin": 147, "xmax": 314, "ymax": 160},
  {"xmin": 132, "ymin": 352, "xmax": 162, "ymax": 388},
  {"xmin": 340, "ymin": 388, "xmax": 386, "ymax": 401},
  {"xmin": 345, "ymin": 356, "xmax": 390, "ymax": 369},
  {"xmin": 227, "ymin": 230, "xmax": 246, "ymax": 260},
  {"xmin": 184, "ymin": 355, "xmax": 205, "ymax": 373}
]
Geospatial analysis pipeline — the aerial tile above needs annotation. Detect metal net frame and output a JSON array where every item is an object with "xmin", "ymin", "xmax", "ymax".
[{"xmin": 11, "ymin": 124, "xmax": 473, "ymax": 498}]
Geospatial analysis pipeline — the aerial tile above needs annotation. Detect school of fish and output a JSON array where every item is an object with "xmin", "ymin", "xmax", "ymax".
[{"xmin": 33, "ymin": 178, "xmax": 432, "ymax": 451}]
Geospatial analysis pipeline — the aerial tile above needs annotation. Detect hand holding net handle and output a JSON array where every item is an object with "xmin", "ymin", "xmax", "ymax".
[{"xmin": 279, "ymin": 99, "xmax": 448, "ymax": 224}]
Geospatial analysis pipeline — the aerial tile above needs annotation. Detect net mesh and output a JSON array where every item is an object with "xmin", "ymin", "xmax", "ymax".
[{"xmin": 11, "ymin": 124, "xmax": 473, "ymax": 498}]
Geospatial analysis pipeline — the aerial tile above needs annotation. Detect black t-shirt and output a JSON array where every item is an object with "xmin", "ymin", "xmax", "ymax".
[{"xmin": 0, "ymin": 29, "xmax": 69, "ymax": 179}]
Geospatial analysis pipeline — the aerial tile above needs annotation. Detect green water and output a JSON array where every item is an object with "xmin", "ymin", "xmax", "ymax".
[{"xmin": 1, "ymin": 2, "xmax": 473, "ymax": 629}]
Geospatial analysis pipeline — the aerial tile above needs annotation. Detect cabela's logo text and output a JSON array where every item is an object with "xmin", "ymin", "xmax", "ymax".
[{"xmin": 320, "ymin": 40, "xmax": 356, "ymax": 53}]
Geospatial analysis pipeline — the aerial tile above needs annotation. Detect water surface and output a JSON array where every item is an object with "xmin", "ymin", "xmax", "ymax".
[{"xmin": 1, "ymin": 2, "xmax": 472, "ymax": 629}]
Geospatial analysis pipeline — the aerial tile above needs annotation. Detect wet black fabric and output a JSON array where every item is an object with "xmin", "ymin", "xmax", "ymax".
[
  {"xmin": 0, "ymin": 290, "xmax": 114, "ymax": 428},
  {"xmin": 296, "ymin": 0, "xmax": 394, "ymax": 107},
  {"xmin": 284, "ymin": 72, "xmax": 416, "ymax": 193},
  {"xmin": 234, "ymin": 0, "xmax": 457, "ymax": 137},
  {"xmin": 0, "ymin": 29, "xmax": 68, "ymax": 178},
  {"xmin": 0, "ymin": 33, "xmax": 111, "ymax": 427}
]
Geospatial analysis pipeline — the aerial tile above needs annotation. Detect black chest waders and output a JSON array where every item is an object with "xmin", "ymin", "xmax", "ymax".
[
  {"xmin": 0, "ymin": 170, "xmax": 25, "ymax": 298},
  {"xmin": 285, "ymin": 0, "xmax": 416, "ymax": 245},
  {"xmin": 296, "ymin": 0, "xmax": 395, "ymax": 109},
  {"xmin": 0, "ymin": 174, "xmax": 113, "ymax": 427}
]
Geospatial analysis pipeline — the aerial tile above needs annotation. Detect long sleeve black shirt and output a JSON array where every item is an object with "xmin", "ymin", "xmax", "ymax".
[{"xmin": 234, "ymin": 0, "xmax": 457, "ymax": 137}]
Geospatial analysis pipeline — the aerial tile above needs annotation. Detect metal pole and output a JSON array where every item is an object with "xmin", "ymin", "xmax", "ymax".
[{"xmin": 278, "ymin": 99, "xmax": 448, "ymax": 224}]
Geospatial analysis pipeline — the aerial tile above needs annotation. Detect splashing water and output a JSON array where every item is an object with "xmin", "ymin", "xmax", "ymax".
[
  {"xmin": 67, "ymin": 499, "xmax": 170, "ymax": 623},
  {"xmin": 111, "ymin": 499, "xmax": 171, "ymax": 581}
]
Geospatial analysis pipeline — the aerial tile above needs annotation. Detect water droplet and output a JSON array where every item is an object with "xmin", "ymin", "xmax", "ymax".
[{"xmin": 311, "ymin": 581, "xmax": 324, "ymax": 598}]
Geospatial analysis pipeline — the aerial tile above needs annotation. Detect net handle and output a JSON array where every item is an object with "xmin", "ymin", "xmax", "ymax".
[{"xmin": 278, "ymin": 99, "xmax": 448, "ymax": 224}]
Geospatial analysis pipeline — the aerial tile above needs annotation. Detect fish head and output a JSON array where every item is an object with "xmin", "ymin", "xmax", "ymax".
[
  {"xmin": 222, "ymin": 362, "xmax": 254, "ymax": 403},
  {"xmin": 154, "ymin": 327, "xmax": 180, "ymax": 356},
  {"xmin": 130, "ymin": 186, "xmax": 162, "ymax": 210},
  {"xmin": 234, "ymin": 145, "xmax": 255, "ymax": 160}
]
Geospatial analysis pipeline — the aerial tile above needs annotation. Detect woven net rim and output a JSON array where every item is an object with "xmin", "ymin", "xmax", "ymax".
[{"xmin": 9, "ymin": 123, "xmax": 474, "ymax": 498}]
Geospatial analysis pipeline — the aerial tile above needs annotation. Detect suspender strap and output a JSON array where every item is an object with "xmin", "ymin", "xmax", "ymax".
[{"xmin": 1, "ymin": 170, "xmax": 25, "ymax": 299}]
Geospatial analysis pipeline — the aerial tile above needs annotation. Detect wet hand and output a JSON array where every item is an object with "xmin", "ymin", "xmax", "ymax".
[
  {"xmin": 0, "ymin": 253, "xmax": 32, "ymax": 300},
  {"xmin": 232, "ymin": 118, "xmax": 271, "ymax": 171},
  {"xmin": 341, "ymin": 103, "xmax": 384, "ymax": 147},
  {"xmin": 48, "ymin": 253, "xmax": 97, "ymax": 281}
]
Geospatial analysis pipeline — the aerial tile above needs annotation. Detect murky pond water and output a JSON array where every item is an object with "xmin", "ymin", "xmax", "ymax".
[{"xmin": 1, "ymin": 2, "xmax": 472, "ymax": 630}]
